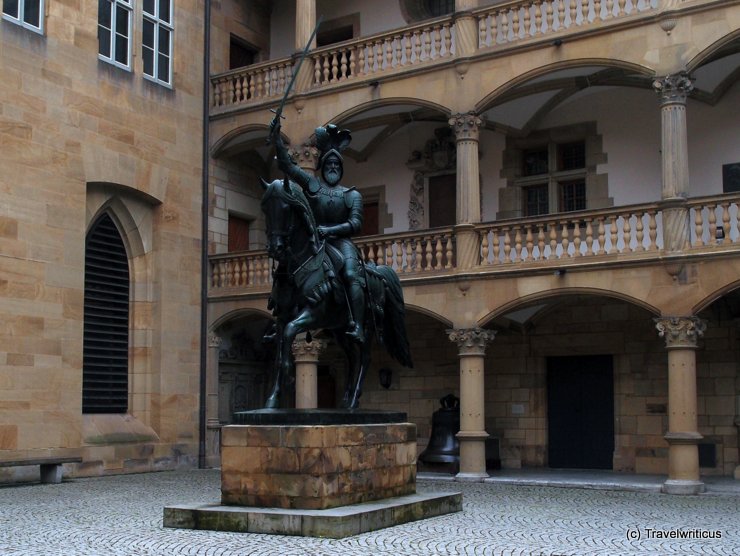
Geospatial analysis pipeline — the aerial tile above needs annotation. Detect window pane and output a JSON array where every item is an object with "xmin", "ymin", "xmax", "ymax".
[
  {"xmin": 143, "ymin": 45, "xmax": 154, "ymax": 76},
  {"xmin": 115, "ymin": 5, "xmax": 128, "ymax": 36},
  {"xmin": 142, "ymin": 19, "xmax": 154, "ymax": 48},
  {"xmin": 157, "ymin": 53, "xmax": 169, "ymax": 82},
  {"xmin": 98, "ymin": 27, "xmax": 111, "ymax": 56},
  {"xmin": 158, "ymin": 27, "xmax": 170, "ymax": 55},
  {"xmin": 98, "ymin": 0, "xmax": 111, "ymax": 28},
  {"xmin": 158, "ymin": 0, "xmax": 170, "ymax": 23},
  {"xmin": 560, "ymin": 180, "xmax": 586, "ymax": 212},
  {"xmin": 558, "ymin": 141, "xmax": 586, "ymax": 171},
  {"xmin": 3, "ymin": 0, "xmax": 19, "ymax": 18},
  {"xmin": 22, "ymin": 0, "xmax": 39, "ymax": 26},
  {"xmin": 523, "ymin": 148, "xmax": 548, "ymax": 176},
  {"xmin": 115, "ymin": 34, "xmax": 128, "ymax": 64},
  {"xmin": 143, "ymin": 0, "xmax": 154, "ymax": 16},
  {"xmin": 525, "ymin": 184, "xmax": 548, "ymax": 216}
]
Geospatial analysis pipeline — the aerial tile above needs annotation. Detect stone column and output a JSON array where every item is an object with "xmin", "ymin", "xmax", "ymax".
[
  {"xmin": 454, "ymin": 0, "xmax": 479, "ymax": 57},
  {"xmin": 292, "ymin": 338, "xmax": 325, "ymax": 409},
  {"xmin": 653, "ymin": 73, "xmax": 693, "ymax": 253},
  {"xmin": 205, "ymin": 334, "xmax": 222, "ymax": 467},
  {"xmin": 449, "ymin": 112, "xmax": 483, "ymax": 269},
  {"xmin": 655, "ymin": 316, "xmax": 706, "ymax": 494},
  {"xmin": 448, "ymin": 327, "xmax": 496, "ymax": 480},
  {"xmin": 295, "ymin": 0, "xmax": 316, "ymax": 51}
]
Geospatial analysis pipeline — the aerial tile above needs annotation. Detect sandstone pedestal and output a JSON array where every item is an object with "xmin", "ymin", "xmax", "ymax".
[{"xmin": 164, "ymin": 410, "xmax": 461, "ymax": 538}]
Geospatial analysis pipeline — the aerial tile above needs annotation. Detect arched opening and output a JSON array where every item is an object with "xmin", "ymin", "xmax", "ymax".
[{"xmin": 82, "ymin": 212, "xmax": 130, "ymax": 414}]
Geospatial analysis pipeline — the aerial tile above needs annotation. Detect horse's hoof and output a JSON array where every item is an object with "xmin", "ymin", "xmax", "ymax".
[{"xmin": 264, "ymin": 396, "xmax": 279, "ymax": 409}]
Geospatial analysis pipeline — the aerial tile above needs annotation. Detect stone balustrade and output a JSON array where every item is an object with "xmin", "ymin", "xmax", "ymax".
[
  {"xmin": 475, "ymin": 0, "xmax": 657, "ymax": 48},
  {"xmin": 209, "ymin": 0, "xmax": 665, "ymax": 114},
  {"xmin": 207, "ymin": 195, "xmax": 740, "ymax": 293}
]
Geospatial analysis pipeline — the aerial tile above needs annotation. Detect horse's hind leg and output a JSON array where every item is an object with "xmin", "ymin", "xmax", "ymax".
[
  {"xmin": 264, "ymin": 326, "xmax": 284, "ymax": 409},
  {"xmin": 334, "ymin": 333, "xmax": 357, "ymax": 409}
]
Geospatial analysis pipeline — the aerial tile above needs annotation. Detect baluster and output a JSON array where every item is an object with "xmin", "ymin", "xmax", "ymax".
[
  {"xmin": 594, "ymin": 0, "xmax": 602, "ymax": 20},
  {"xmin": 323, "ymin": 55, "xmax": 331, "ymax": 83},
  {"xmin": 314, "ymin": 57, "xmax": 322, "ymax": 84},
  {"xmin": 413, "ymin": 31, "xmax": 422, "ymax": 62},
  {"xmin": 514, "ymin": 228, "xmax": 523, "ymax": 262},
  {"xmin": 246, "ymin": 258, "xmax": 254, "ymax": 285},
  {"xmin": 481, "ymin": 230, "xmax": 490, "ymax": 264},
  {"xmin": 648, "ymin": 211, "xmax": 657, "ymax": 251},
  {"xmin": 422, "ymin": 29, "xmax": 431, "ymax": 60},
  {"xmin": 721, "ymin": 203, "xmax": 732, "ymax": 244},
  {"xmin": 414, "ymin": 240, "xmax": 423, "ymax": 272},
  {"xmin": 585, "ymin": 219, "xmax": 594, "ymax": 255},
  {"xmin": 573, "ymin": 221, "xmax": 582, "ymax": 256},
  {"xmin": 339, "ymin": 51, "xmax": 348, "ymax": 80},
  {"xmin": 367, "ymin": 243, "xmax": 376, "ymax": 265},
  {"xmin": 560, "ymin": 221, "xmax": 569, "ymax": 257},
  {"xmin": 358, "ymin": 46, "xmax": 366, "ymax": 76},
  {"xmin": 537, "ymin": 224, "xmax": 546, "ymax": 260},
  {"xmin": 549, "ymin": 222, "xmax": 557, "ymax": 258},
  {"xmin": 503, "ymin": 228, "xmax": 512, "ymax": 263},
  {"xmin": 225, "ymin": 260, "xmax": 234, "ymax": 287},
  {"xmin": 501, "ymin": 11, "xmax": 510, "ymax": 43},
  {"xmin": 694, "ymin": 208, "xmax": 704, "ymax": 247},
  {"xmin": 558, "ymin": 0, "xmax": 567, "ymax": 27},
  {"xmin": 331, "ymin": 52, "xmax": 339, "ymax": 82},
  {"xmin": 393, "ymin": 35, "xmax": 403, "ymax": 68},
  {"xmin": 525, "ymin": 226, "xmax": 534, "ymax": 261},
  {"xmin": 635, "ymin": 213, "xmax": 645, "ymax": 251},
  {"xmin": 492, "ymin": 230, "xmax": 501, "ymax": 263},
  {"xmin": 237, "ymin": 260, "xmax": 246, "ymax": 286},
  {"xmin": 385, "ymin": 38, "xmax": 393, "ymax": 69},
  {"xmin": 435, "ymin": 236, "xmax": 443, "ymax": 269},
  {"xmin": 425, "ymin": 236, "xmax": 433, "ymax": 270},
  {"xmin": 367, "ymin": 42, "xmax": 376, "ymax": 73},
  {"xmin": 478, "ymin": 15, "xmax": 487, "ymax": 47},
  {"xmin": 618, "ymin": 0, "xmax": 626, "ymax": 16},
  {"xmin": 376, "ymin": 242, "xmax": 384, "ymax": 265},
  {"xmin": 523, "ymin": 3, "xmax": 532, "ymax": 38},
  {"xmin": 233, "ymin": 76, "xmax": 242, "ymax": 103},
  {"xmin": 403, "ymin": 32, "xmax": 412, "ymax": 65},
  {"xmin": 227, "ymin": 77, "xmax": 237, "ymax": 105},
  {"xmin": 212, "ymin": 79, "xmax": 222, "ymax": 107},
  {"xmin": 269, "ymin": 67, "xmax": 278, "ymax": 96},
  {"xmin": 278, "ymin": 64, "xmax": 287, "ymax": 94},
  {"xmin": 349, "ymin": 49, "xmax": 356, "ymax": 78},
  {"xmin": 443, "ymin": 23, "xmax": 452, "ymax": 56},
  {"xmin": 534, "ymin": 1, "xmax": 543, "ymax": 35},
  {"xmin": 546, "ymin": 0, "xmax": 554, "ymax": 31},
  {"xmin": 257, "ymin": 69, "xmax": 266, "ymax": 98},
  {"xmin": 491, "ymin": 11, "xmax": 499, "ymax": 44},
  {"xmin": 597, "ymin": 217, "xmax": 605, "ymax": 254},
  {"xmin": 577, "ymin": 0, "xmax": 586, "ymax": 24},
  {"xmin": 512, "ymin": 6, "xmax": 521, "ymax": 38},
  {"xmin": 433, "ymin": 25, "xmax": 442, "ymax": 58},
  {"xmin": 607, "ymin": 216, "xmax": 617, "ymax": 253},
  {"xmin": 605, "ymin": 0, "xmax": 614, "ymax": 19},
  {"xmin": 405, "ymin": 240, "xmax": 415, "ymax": 271},
  {"xmin": 445, "ymin": 236, "xmax": 453, "ymax": 268},
  {"xmin": 375, "ymin": 41, "xmax": 384, "ymax": 70},
  {"xmin": 570, "ymin": 0, "xmax": 577, "ymax": 26},
  {"xmin": 210, "ymin": 260, "xmax": 218, "ymax": 287},
  {"xmin": 395, "ymin": 240, "xmax": 403, "ymax": 271},
  {"xmin": 707, "ymin": 204, "xmax": 717, "ymax": 245}
]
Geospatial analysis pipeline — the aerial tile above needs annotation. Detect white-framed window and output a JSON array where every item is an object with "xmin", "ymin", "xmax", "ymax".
[
  {"xmin": 98, "ymin": 0, "xmax": 133, "ymax": 70},
  {"xmin": 2, "ymin": 0, "xmax": 44, "ymax": 34},
  {"xmin": 142, "ymin": 0, "xmax": 173, "ymax": 87}
]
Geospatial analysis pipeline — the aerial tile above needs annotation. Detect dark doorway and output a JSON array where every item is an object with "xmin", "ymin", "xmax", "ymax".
[
  {"xmin": 547, "ymin": 355, "xmax": 614, "ymax": 469},
  {"xmin": 428, "ymin": 174, "xmax": 456, "ymax": 228}
]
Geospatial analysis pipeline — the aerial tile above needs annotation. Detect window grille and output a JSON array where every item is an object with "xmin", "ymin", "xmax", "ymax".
[{"xmin": 82, "ymin": 213, "xmax": 130, "ymax": 414}]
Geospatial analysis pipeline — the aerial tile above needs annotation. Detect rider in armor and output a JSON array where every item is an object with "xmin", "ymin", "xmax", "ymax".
[{"xmin": 270, "ymin": 120, "xmax": 366, "ymax": 343}]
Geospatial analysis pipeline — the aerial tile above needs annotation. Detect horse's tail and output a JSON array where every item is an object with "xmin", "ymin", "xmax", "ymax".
[{"xmin": 373, "ymin": 265, "xmax": 413, "ymax": 369}]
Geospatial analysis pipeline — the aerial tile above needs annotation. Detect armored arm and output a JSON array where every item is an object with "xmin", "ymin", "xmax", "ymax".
[
  {"xmin": 318, "ymin": 189, "xmax": 363, "ymax": 238},
  {"xmin": 269, "ymin": 120, "xmax": 312, "ymax": 190}
]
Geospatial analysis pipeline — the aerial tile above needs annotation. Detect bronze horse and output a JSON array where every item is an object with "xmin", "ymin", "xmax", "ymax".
[{"xmin": 260, "ymin": 177, "xmax": 413, "ymax": 409}]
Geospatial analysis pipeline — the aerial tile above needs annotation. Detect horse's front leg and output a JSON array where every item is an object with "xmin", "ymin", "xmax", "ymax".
[
  {"xmin": 278, "ymin": 308, "xmax": 318, "ymax": 400},
  {"xmin": 264, "ymin": 322, "xmax": 285, "ymax": 409}
]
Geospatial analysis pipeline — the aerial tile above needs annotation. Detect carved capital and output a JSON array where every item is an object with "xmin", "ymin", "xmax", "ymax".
[
  {"xmin": 653, "ymin": 72, "xmax": 694, "ymax": 104},
  {"xmin": 447, "ymin": 328, "xmax": 496, "ymax": 356},
  {"xmin": 290, "ymin": 143, "xmax": 320, "ymax": 172},
  {"xmin": 448, "ymin": 112, "xmax": 483, "ymax": 142},
  {"xmin": 207, "ymin": 334, "xmax": 223, "ymax": 348},
  {"xmin": 654, "ymin": 316, "xmax": 706, "ymax": 348},
  {"xmin": 291, "ymin": 339, "xmax": 325, "ymax": 361}
]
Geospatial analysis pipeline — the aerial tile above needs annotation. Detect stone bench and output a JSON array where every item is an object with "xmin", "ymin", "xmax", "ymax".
[{"xmin": 0, "ymin": 457, "xmax": 82, "ymax": 484}]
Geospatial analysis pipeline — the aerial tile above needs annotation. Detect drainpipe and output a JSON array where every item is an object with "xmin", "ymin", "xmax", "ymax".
[{"xmin": 198, "ymin": 0, "xmax": 212, "ymax": 469}]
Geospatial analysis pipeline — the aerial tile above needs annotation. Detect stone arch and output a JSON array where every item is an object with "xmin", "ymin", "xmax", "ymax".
[
  {"xmin": 477, "ymin": 287, "xmax": 660, "ymax": 327},
  {"xmin": 686, "ymin": 29, "xmax": 740, "ymax": 74},
  {"xmin": 211, "ymin": 123, "xmax": 277, "ymax": 159},
  {"xmin": 329, "ymin": 97, "xmax": 452, "ymax": 126},
  {"xmin": 209, "ymin": 307, "xmax": 273, "ymax": 335},
  {"xmin": 404, "ymin": 304, "xmax": 453, "ymax": 328},
  {"xmin": 693, "ymin": 280, "xmax": 740, "ymax": 316},
  {"xmin": 475, "ymin": 58, "xmax": 655, "ymax": 114}
]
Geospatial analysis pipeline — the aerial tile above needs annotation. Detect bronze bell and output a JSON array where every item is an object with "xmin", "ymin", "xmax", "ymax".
[{"xmin": 418, "ymin": 394, "xmax": 460, "ymax": 471}]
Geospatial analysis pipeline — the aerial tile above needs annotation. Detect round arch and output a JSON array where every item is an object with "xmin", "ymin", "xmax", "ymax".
[
  {"xmin": 211, "ymin": 123, "xmax": 285, "ymax": 159},
  {"xmin": 686, "ymin": 29, "xmax": 740, "ymax": 72},
  {"xmin": 693, "ymin": 279, "xmax": 740, "ymax": 315},
  {"xmin": 475, "ymin": 58, "xmax": 655, "ymax": 114},
  {"xmin": 209, "ymin": 307, "xmax": 273, "ymax": 334},
  {"xmin": 404, "ymin": 304, "xmax": 454, "ymax": 328},
  {"xmin": 328, "ymin": 97, "xmax": 452, "ymax": 126},
  {"xmin": 477, "ymin": 287, "xmax": 660, "ymax": 327}
]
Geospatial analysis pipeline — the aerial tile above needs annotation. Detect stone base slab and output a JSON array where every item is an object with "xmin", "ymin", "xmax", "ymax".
[
  {"xmin": 164, "ymin": 491, "xmax": 462, "ymax": 538},
  {"xmin": 661, "ymin": 479, "xmax": 706, "ymax": 495}
]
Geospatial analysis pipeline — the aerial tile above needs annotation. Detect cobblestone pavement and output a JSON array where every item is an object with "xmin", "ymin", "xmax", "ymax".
[{"xmin": 1, "ymin": 469, "xmax": 738, "ymax": 556}]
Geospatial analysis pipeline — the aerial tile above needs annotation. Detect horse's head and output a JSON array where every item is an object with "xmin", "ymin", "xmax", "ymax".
[{"xmin": 260, "ymin": 177, "xmax": 318, "ymax": 262}]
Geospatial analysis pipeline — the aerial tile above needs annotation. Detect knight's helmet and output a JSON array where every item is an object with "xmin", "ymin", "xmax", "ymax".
[{"xmin": 314, "ymin": 124, "xmax": 352, "ymax": 171}]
